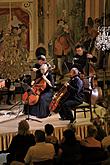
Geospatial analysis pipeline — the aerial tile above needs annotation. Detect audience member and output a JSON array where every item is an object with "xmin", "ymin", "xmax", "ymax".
[
  {"xmin": 44, "ymin": 124, "xmax": 59, "ymax": 154},
  {"xmin": 7, "ymin": 120, "xmax": 35, "ymax": 164},
  {"xmin": 24, "ymin": 130, "xmax": 55, "ymax": 164},
  {"xmin": 81, "ymin": 125, "xmax": 101, "ymax": 148},
  {"xmin": 67, "ymin": 123, "xmax": 82, "ymax": 141},
  {"xmin": 57, "ymin": 129, "xmax": 82, "ymax": 165},
  {"xmin": 93, "ymin": 116, "xmax": 106, "ymax": 141},
  {"xmin": 102, "ymin": 122, "xmax": 110, "ymax": 150},
  {"xmin": 81, "ymin": 125, "xmax": 107, "ymax": 164}
]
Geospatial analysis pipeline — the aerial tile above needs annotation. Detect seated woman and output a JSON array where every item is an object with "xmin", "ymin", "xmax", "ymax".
[
  {"xmin": 6, "ymin": 120, "xmax": 35, "ymax": 164},
  {"xmin": 23, "ymin": 55, "xmax": 54, "ymax": 118}
]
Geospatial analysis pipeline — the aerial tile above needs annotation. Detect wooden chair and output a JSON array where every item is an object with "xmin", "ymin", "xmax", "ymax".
[
  {"xmin": 73, "ymin": 88, "xmax": 93, "ymax": 121},
  {"xmin": 33, "ymin": 159, "xmax": 53, "ymax": 165}
]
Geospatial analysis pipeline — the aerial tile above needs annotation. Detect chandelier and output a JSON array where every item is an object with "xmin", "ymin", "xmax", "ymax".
[
  {"xmin": 95, "ymin": 26, "xmax": 110, "ymax": 51},
  {"xmin": 95, "ymin": 0, "xmax": 110, "ymax": 51}
]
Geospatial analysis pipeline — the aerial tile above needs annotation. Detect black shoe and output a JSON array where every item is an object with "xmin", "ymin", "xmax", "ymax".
[{"xmin": 48, "ymin": 113, "xmax": 52, "ymax": 117}]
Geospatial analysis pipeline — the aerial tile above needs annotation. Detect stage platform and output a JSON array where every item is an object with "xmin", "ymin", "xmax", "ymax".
[{"xmin": 0, "ymin": 103, "xmax": 106, "ymax": 151}]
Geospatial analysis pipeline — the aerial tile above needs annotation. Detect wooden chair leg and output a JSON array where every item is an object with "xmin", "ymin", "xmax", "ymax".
[
  {"xmin": 74, "ymin": 109, "xmax": 76, "ymax": 119},
  {"xmin": 90, "ymin": 106, "xmax": 93, "ymax": 121},
  {"xmin": 83, "ymin": 108, "xmax": 86, "ymax": 118}
]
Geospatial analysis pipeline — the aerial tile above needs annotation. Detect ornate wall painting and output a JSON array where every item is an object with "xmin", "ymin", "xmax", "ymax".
[{"xmin": 0, "ymin": 7, "xmax": 30, "ymax": 80}]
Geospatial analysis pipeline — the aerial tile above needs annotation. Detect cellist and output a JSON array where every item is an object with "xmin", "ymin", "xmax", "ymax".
[
  {"xmin": 23, "ymin": 55, "xmax": 54, "ymax": 118},
  {"xmin": 58, "ymin": 67, "xmax": 84, "ymax": 123}
]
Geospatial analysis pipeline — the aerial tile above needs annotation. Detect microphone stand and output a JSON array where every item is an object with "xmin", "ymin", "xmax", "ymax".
[{"xmin": 15, "ymin": 77, "xmax": 42, "ymax": 122}]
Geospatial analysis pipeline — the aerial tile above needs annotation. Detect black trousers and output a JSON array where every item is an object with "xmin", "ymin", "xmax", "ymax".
[{"xmin": 59, "ymin": 99, "xmax": 81, "ymax": 121}]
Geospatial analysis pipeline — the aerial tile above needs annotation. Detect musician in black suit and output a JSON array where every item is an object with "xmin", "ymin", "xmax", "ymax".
[
  {"xmin": 73, "ymin": 44, "xmax": 97, "ymax": 77},
  {"xmin": 59, "ymin": 67, "xmax": 84, "ymax": 123}
]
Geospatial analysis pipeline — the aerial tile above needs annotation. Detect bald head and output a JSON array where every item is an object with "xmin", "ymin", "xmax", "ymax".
[{"xmin": 70, "ymin": 68, "xmax": 79, "ymax": 77}]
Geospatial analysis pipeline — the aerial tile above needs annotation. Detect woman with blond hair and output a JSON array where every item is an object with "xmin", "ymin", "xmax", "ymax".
[{"xmin": 7, "ymin": 120, "xmax": 35, "ymax": 164}]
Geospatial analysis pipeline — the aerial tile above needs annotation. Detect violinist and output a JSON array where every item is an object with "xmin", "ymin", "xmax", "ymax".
[
  {"xmin": 23, "ymin": 55, "xmax": 54, "ymax": 118},
  {"xmin": 58, "ymin": 67, "xmax": 84, "ymax": 123}
]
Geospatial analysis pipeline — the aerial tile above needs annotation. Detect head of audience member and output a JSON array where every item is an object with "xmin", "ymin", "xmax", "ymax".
[
  {"xmin": 37, "ymin": 55, "xmax": 46, "ymax": 65},
  {"xmin": 18, "ymin": 120, "xmax": 30, "ymax": 136},
  {"xmin": 35, "ymin": 130, "xmax": 45, "ymax": 142},
  {"xmin": 70, "ymin": 67, "xmax": 79, "ymax": 78},
  {"xmin": 45, "ymin": 124, "xmax": 54, "ymax": 136},
  {"xmin": 93, "ymin": 116, "xmax": 102, "ymax": 127},
  {"xmin": 75, "ymin": 44, "xmax": 85, "ymax": 56},
  {"xmin": 87, "ymin": 125, "xmax": 97, "ymax": 138},
  {"xmin": 63, "ymin": 129, "xmax": 76, "ymax": 143},
  {"xmin": 67, "ymin": 123, "xmax": 82, "ymax": 141},
  {"xmin": 67, "ymin": 123, "xmax": 76, "ymax": 133}
]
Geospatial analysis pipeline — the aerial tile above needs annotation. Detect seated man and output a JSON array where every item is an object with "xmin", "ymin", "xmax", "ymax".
[
  {"xmin": 58, "ymin": 67, "xmax": 84, "ymax": 123},
  {"xmin": 24, "ymin": 130, "xmax": 55, "ymax": 164}
]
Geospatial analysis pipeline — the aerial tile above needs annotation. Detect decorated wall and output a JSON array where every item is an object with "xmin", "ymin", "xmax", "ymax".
[{"xmin": 0, "ymin": 0, "xmax": 109, "ymax": 80}]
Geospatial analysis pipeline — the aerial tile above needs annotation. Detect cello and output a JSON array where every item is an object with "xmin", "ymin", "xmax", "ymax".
[
  {"xmin": 22, "ymin": 64, "xmax": 51, "ymax": 105},
  {"xmin": 49, "ymin": 80, "xmax": 71, "ymax": 112},
  {"xmin": 22, "ymin": 78, "xmax": 46, "ymax": 105}
]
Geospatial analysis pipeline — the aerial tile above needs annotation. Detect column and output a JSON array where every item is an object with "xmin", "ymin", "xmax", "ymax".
[
  {"xmin": 85, "ymin": 0, "xmax": 91, "ymax": 24},
  {"xmin": 94, "ymin": 0, "xmax": 100, "ymax": 19}
]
